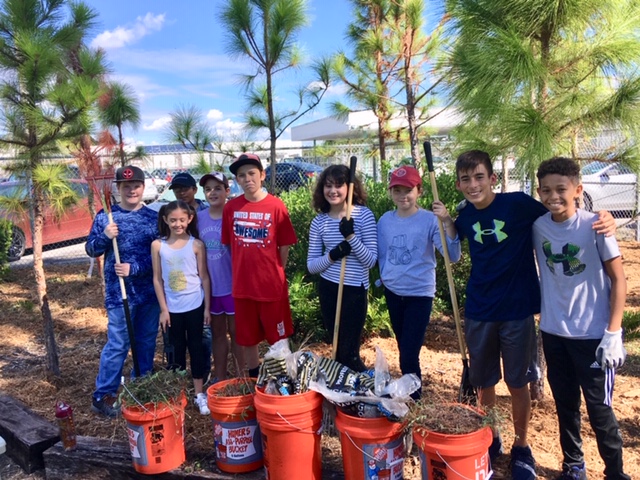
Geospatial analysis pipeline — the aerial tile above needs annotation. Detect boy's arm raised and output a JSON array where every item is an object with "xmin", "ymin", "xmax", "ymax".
[{"xmin": 596, "ymin": 256, "xmax": 627, "ymax": 370}]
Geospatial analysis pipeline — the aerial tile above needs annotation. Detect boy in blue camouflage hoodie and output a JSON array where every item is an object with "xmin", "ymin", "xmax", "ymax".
[{"xmin": 86, "ymin": 165, "xmax": 160, "ymax": 417}]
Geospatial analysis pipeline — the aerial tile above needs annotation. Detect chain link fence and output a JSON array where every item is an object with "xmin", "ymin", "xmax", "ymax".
[{"xmin": 2, "ymin": 139, "xmax": 638, "ymax": 268}]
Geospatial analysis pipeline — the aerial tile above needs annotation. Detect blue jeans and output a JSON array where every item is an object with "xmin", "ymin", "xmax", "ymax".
[
  {"xmin": 93, "ymin": 302, "xmax": 160, "ymax": 400},
  {"xmin": 384, "ymin": 288, "xmax": 433, "ymax": 399}
]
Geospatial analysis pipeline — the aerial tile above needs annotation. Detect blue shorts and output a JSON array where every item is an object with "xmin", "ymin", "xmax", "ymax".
[
  {"xmin": 210, "ymin": 294, "xmax": 235, "ymax": 316},
  {"xmin": 464, "ymin": 315, "xmax": 539, "ymax": 389}
]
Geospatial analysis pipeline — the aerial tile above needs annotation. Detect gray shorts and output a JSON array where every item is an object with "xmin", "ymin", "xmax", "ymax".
[{"xmin": 464, "ymin": 315, "xmax": 539, "ymax": 389}]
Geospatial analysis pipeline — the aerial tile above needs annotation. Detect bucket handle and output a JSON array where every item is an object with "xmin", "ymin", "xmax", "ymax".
[
  {"xmin": 435, "ymin": 450, "xmax": 494, "ymax": 480},
  {"xmin": 276, "ymin": 411, "xmax": 323, "ymax": 435},
  {"xmin": 344, "ymin": 431, "xmax": 405, "ymax": 470}
]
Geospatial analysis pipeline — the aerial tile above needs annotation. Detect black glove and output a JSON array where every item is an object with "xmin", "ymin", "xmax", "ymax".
[
  {"xmin": 339, "ymin": 217, "xmax": 354, "ymax": 238},
  {"xmin": 329, "ymin": 240, "xmax": 352, "ymax": 261}
]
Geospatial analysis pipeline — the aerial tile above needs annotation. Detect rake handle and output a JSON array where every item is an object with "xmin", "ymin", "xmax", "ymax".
[
  {"xmin": 107, "ymin": 210, "xmax": 140, "ymax": 377},
  {"xmin": 424, "ymin": 142, "xmax": 468, "ymax": 362},
  {"xmin": 332, "ymin": 156, "xmax": 357, "ymax": 361}
]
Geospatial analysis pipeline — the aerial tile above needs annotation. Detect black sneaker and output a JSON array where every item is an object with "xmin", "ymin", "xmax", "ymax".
[
  {"xmin": 556, "ymin": 463, "xmax": 587, "ymax": 480},
  {"xmin": 91, "ymin": 394, "xmax": 121, "ymax": 418},
  {"xmin": 510, "ymin": 445, "xmax": 536, "ymax": 480},
  {"xmin": 489, "ymin": 434, "xmax": 504, "ymax": 462}
]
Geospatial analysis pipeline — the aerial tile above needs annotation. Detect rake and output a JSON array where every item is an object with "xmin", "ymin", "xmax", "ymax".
[{"xmin": 423, "ymin": 141, "xmax": 477, "ymax": 404}]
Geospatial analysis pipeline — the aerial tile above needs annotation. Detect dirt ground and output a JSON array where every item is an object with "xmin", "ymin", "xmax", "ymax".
[{"xmin": 1, "ymin": 241, "xmax": 639, "ymax": 479}]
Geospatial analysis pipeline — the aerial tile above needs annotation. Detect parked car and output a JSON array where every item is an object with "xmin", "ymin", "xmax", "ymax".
[
  {"xmin": 111, "ymin": 170, "xmax": 159, "ymax": 204},
  {"xmin": 0, "ymin": 180, "xmax": 93, "ymax": 261},
  {"xmin": 264, "ymin": 161, "xmax": 324, "ymax": 193},
  {"xmin": 581, "ymin": 161, "xmax": 637, "ymax": 213}
]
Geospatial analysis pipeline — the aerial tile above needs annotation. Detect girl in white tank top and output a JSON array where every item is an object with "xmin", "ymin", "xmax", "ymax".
[{"xmin": 151, "ymin": 200, "xmax": 211, "ymax": 415}]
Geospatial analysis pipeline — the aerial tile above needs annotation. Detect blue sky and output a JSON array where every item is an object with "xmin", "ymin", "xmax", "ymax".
[{"xmin": 87, "ymin": 0, "xmax": 363, "ymax": 146}]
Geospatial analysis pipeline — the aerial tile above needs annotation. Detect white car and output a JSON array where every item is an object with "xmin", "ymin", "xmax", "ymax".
[
  {"xmin": 111, "ymin": 170, "xmax": 159, "ymax": 204},
  {"xmin": 581, "ymin": 161, "xmax": 637, "ymax": 213}
]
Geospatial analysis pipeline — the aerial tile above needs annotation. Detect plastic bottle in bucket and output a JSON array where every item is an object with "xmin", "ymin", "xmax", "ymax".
[{"xmin": 55, "ymin": 401, "xmax": 77, "ymax": 451}]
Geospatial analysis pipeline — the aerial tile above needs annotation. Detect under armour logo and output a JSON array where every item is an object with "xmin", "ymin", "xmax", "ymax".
[
  {"xmin": 122, "ymin": 168, "xmax": 134, "ymax": 179},
  {"xmin": 542, "ymin": 240, "xmax": 585, "ymax": 276},
  {"xmin": 472, "ymin": 220, "xmax": 508, "ymax": 244}
]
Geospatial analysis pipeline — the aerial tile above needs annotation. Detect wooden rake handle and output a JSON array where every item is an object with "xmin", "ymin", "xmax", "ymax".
[
  {"xmin": 332, "ymin": 156, "xmax": 357, "ymax": 360},
  {"xmin": 424, "ymin": 141, "xmax": 468, "ymax": 362}
]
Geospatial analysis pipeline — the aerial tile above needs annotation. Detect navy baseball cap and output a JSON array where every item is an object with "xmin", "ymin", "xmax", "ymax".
[{"xmin": 169, "ymin": 172, "xmax": 197, "ymax": 189}]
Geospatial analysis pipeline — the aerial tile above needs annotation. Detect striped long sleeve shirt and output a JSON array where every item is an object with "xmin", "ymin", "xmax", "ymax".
[{"xmin": 307, "ymin": 205, "xmax": 378, "ymax": 288}]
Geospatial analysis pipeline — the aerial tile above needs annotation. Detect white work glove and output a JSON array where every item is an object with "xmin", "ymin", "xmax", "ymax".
[{"xmin": 595, "ymin": 329, "xmax": 626, "ymax": 371}]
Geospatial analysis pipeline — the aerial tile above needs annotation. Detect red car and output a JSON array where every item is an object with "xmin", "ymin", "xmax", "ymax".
[{"xmin": 0, "ymin": 180, "xmax": 94, "ymax": 261}]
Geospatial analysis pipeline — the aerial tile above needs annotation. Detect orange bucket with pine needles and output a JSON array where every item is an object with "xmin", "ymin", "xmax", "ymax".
[{"xmin": 207, "ymin": 378, "xmax": 263, "ymax": 473}]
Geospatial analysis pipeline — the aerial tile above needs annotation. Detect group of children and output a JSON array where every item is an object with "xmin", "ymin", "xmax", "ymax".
[{"xmin": 86, "ymin": 150, "xmax": 630, "ymax": 479}]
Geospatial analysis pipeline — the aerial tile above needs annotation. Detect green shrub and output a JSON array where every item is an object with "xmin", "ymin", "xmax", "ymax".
[
  {"xmin": 288, "ymin": 271, "xmax": 323, "ymax": 342},
  {"xmin": 0, "ymin": 219, "xmax": 12, "ymax": 279}
]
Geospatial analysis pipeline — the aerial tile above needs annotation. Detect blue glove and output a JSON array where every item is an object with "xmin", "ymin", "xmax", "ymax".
[{"xmin": 595, "ymin": 329, "xmax": 626, "ymax": 370}]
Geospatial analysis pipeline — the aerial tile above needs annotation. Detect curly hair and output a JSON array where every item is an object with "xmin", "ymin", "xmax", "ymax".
[
  {"xmin": 311, "ymin": 164, "xmax": 367, "ymax": 213},
  {"xmin": 537, "ymin": 157, "xmax": 580, "ymax": 184}
]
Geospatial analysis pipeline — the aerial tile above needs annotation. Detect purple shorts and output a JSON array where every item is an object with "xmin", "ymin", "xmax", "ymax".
[{"xmin": 210, "ymin": 294, "xmax": 235, "ymax": 316}]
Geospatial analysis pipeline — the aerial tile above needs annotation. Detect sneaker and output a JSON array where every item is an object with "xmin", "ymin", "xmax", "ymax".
[
  {"xmin": 510, "ymin": 445, "xmax": 536, "ymax": 480},
  {"xmin": 91, "ymin": 394, "xmax": 121, "ymax": 418},
  {"xmin": 489, "ymin": 434, "xmax": 504, "ymax": 462},
  {"xmin": 556, "ymin": 463, "xmax": 587, "ymax": 480},
  {"xmin": 194, "ymin": 393, "xmax": 210, "ymax": 415}
]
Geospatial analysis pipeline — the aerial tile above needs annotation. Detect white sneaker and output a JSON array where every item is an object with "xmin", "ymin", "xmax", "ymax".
[{"xmin": 194, "ymin": 393, "xmax": 210, "ymax": 415}]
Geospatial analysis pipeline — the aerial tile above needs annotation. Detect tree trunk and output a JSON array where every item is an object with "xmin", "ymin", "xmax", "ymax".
[
  {"xmin": 117, "ymin": 124, "xmax": 125, "ymax": 167},
  {"xmin": 32, "ymin": 190, "xmax": 60, "ymax": 376}
]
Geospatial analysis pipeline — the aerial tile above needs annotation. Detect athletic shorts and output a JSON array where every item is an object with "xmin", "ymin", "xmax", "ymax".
[
  {"xmin": 464, "ymin": 315, "xmax": 539, "ymax": 389},
  {"xmin": 210, "ymin": 294, "xmax": 235, "ymax": 316},
  {"xmin": 234, "ymin": 288, "xmax": 293, "ymax": 346}
]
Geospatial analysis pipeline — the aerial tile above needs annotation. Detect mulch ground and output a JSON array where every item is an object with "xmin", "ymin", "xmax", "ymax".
[{"xmin": 1, "ymin": 241, "xmax": 640, "ymax": 478}]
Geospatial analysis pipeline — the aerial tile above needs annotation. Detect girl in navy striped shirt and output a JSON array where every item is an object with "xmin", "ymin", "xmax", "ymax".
[{"xmin": 307, "ymin": 165, "xmax": 377, "ymax": 371}]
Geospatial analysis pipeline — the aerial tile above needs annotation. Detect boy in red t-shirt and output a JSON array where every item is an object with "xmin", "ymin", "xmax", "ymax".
[{"xmin": 222, "ymin": 153, "xmax": 297, "ymax": 376}]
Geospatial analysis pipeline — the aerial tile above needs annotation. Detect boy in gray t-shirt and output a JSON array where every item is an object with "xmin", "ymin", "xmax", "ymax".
[{"xmin": 533, "ymin": 157, "xmax": 630, "ymax": 480}]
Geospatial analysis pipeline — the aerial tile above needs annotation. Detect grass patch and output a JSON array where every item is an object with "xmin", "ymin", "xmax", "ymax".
[{"xmin": 623, "ymin": 309, "xmax": 640, "ymax": 340}]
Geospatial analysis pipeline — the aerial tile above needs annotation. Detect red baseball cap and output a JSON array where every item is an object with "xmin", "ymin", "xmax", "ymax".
[
  {"xmin": 389, "ymin": 166, "xmax": 422, "ymax": 189},
  {"xmin": 229, "ymin": 153, "xmax": 263, "ymax": 175}
]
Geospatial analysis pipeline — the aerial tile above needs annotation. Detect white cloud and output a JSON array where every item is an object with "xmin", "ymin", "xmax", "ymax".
[
  {"xmin": 91, "ymin": 13, "xmax": 166, "ymax": 50},
  {"xmin": 143, "ymin": 116, "xmax": 172, "ymax": 131},
  {"xmin": 213, "ymin": 118, "xmax": 247, "ymax": 138},
  {"xmin": 206, "ymin": 109, "xmax": 224, "ymax": 121}
]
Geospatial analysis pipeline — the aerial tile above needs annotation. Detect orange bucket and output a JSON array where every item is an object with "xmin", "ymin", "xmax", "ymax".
[
  {"xmin": 121, "ymin": 393, "xmax": 187, "ymax": 475},
  {"xmin": 335, "ymin": 409, "xmax": 405, "ymax": 480},
  {"xmin": 412, "ymin": 418, "xmax": 492, "ymax": 480},
  {"xmin": 207, "ymin": 378, "xmax": 263, "ymax": 473},
  {"xmin": 254, "ymin": 388, "xmax": 323, "ymax": 480}
]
